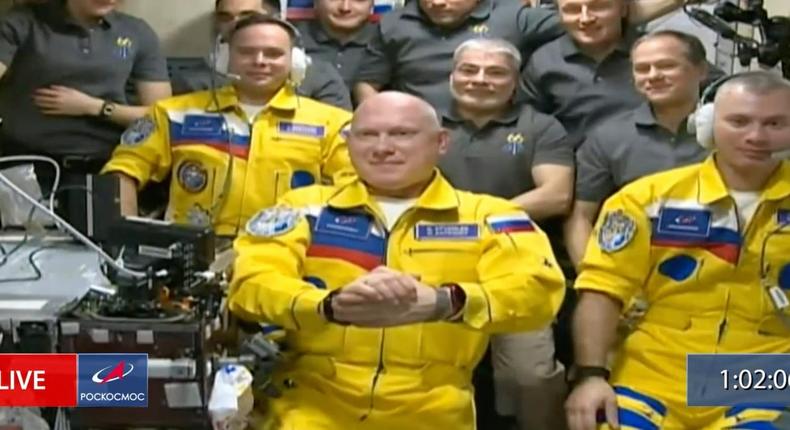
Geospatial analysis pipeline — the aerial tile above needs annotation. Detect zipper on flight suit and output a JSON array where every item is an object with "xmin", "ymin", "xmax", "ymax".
[{"xmin": 360, "ymin": 206, "xmax": 415, "ymax": 421}]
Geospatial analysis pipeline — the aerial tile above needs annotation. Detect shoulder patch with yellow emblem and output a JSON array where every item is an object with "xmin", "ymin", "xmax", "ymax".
[
  {"xmin": 246, "ymin": 206, "xmax": 301, "ymax": 237},
  {"xmin": 598, "ymin": 210, "xmax": 636, "ymax": 253}
]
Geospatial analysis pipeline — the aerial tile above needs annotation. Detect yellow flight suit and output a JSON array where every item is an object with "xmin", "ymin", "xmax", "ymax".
[
  {"xmin": 101, "ymin": 85, "xmax": 355, "ymax": 236},
  {"xmin": 229, "ymin": 171, "xmax": 566, "ymax": 430},
  {"xmin": 576, "ymin": 156, "xmax": 790, "ymax": 429}
]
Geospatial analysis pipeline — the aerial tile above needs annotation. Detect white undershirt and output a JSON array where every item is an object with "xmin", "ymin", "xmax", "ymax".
[
  {"xmin": 239, "ymin": 103, "xmax": 265, "ymax": 123},
  {"xmin": 729, "ymin": 189, "xmax": 761, "ymax": 228},
  {"xmin": 373, "ymin": 196, "xmax": 417, "ymax": 230}
]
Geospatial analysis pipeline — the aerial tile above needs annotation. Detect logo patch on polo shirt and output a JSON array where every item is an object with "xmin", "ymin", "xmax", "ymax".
[
  {"xmin": 278, "ymin": 121, "xmax": 325, "ymax": 138},
  {"xmin": 415, "ymin": 224, "xmax": 479, "ymax": 240},
  {"xmin": 115, "ymin": 37, "xmax": 133, "ymax": 59},
  {"xmin": 778, "ymin": 209, "xmax": 790, "ymax": 226},
  {"xmin": 503, "ymin": 133, "xmax": 525, "ymax": 155},
  {"xmin": 657, "ymin": 208, "xmax": 711, "ymax": 238}
]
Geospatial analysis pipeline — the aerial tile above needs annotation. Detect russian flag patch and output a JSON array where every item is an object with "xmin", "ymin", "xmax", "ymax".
[{"xmin": 487, "ymin": 213, "xmax": 535, "ymax": 234}]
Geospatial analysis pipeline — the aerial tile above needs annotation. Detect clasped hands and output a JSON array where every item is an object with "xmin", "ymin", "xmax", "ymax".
[{"xmin": 329, "ymin": 266, "xmax": 442, "ymax": 327}]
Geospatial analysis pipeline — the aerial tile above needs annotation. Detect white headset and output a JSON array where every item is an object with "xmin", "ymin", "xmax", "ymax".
[
  {"xmin": 219, "ymin": 14, "xmax": 311, "ymax": 86},
  {"xmin": 687, "ymin": 74, "xmax": 734, "ymax": 149}
]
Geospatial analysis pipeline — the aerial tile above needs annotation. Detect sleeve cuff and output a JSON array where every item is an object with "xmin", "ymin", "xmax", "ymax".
[
  {"xmin": 291, "ymin": 289, "xmax": 332, "ymax": 330},
  {"xmin": 456, "ymin": 282, "xmax": 490, "ymax": 330},
  {"xmin": 100, "ymin": 160, "xmax": 149, "ymax": 191},
  {"xmin": 574, "ymin": 272, "xmax": 633, "ymax": 307}
]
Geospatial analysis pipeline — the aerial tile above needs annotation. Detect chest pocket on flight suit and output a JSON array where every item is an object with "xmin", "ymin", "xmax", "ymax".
[
  {"xmin": 169, "ymin": 115, "xmax": 233, "ymax": 225},
  {"xmin": 756, "ymin": 208, "xmax": 790, "ymax": 337},
  {"xmin": 264, "ymin": 121, "xmax": 325, "ymax": 201},
  {"xmin": 403, "ymin": 223, "xmax": 486, "ymax": 366},
  {"xmin": 404, "ymin": 223, "xmax": 482, "ymax": 285}
]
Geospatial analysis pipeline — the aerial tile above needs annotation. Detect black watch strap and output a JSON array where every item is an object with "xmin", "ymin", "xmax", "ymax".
[{"xmin": 320, "ymin": 290, "xmax": 348, "ymax": 325}]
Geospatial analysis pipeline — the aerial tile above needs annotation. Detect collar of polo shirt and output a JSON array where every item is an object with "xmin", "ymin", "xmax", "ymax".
[
  {"xmin": 307, "ymin": 20, "xmax": 375, "ymax": 46},
  {"xmin": 443, "ymin": 103, "xmax": 521, "ymax": 125},
  {"xmin": 558, "ymin": 28, "xmax": 641, "ymax": 60},
  {"xmin": 42, "ymin": 1, "xmax": 117, "ymax": 29},
  {"xmin": 402, "ymin": 0, "xmax": 493, "ymax": 23}
]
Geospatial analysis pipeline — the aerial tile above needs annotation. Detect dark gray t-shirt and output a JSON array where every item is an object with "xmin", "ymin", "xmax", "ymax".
[
  {"xmin": 439, "ymin": 104, "xmax": 573, "ymax": 199},
  {"xmin": 297, "ymin": 20, "xmax": 374, "ymax": 89},
  {"xmin": 576, "ymin": 102, "xmax": 709, "ymax": 203},
  {"xmin": 0, "ymin": 2, "xmax": 168, "ymax": 158},
  {"xmin": 521, "ymin": 34, "xmax": 641, "ymax": 144},
  {"xmin": 170, "ymin": 56, "xmax": 352, "ymax": 111},
  {"xmin": 356, "ymin": 0, "xmax": 563, "ymax": 112}
]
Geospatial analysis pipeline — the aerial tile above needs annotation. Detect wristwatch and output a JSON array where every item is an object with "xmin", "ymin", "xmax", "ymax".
[
  {"xmin": 569, "ymin": 365, "xmax": 611, "ymax": 385},
  {"xmin": 99, "ymin": 100, "xmax": 116, "ymax": 119},
  {"xmin": 320, "ymin": 290, "xmax": 348, "ymax": 325}
]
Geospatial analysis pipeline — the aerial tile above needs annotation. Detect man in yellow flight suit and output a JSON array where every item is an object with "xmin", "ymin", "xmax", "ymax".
[
  {"xmin": 565, "ymin": 71, "xmax": 790, "ymax": 430},
  {"xmin": 229, "ymin": 91, "xmax": 566, "ymax": 430},
  {"xmin": 101, "ymin": 13, "xmax": 354, "ymax": 237}
]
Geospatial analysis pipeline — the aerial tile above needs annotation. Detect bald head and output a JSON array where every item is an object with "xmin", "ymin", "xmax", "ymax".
[
  {"xmin": 353, "ymin": 92, "xmax": 441, "ymax": 133},
  {"xmin": 714, "ymin": 71, "xmax": 790, "ymax": 104},
  {"xmin": 347, "ymin": 91, "xmax": 449, "ymax": 198}
]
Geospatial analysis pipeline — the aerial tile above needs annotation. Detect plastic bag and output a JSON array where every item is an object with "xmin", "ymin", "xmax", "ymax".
[
  {"xmin": 209, "ymin": 364, "xmax": 255, "ymax": 430},
  {"xmin": 0, "ymin": 407, "xmax": 50, "ymax": 430},
  {"xmin": 0, "ymin": 164, "xmax": 53, "ymax": 228}
]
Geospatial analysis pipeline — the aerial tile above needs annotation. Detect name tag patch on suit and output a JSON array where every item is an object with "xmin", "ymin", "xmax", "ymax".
[
  {"xmin": 315, "ymin": 210, "xmax": 371, "ymax": 239},
  {"xmin": 415, "ymin": 224, "xmax": 479, "ymax": 240},
  {"xmin": 182, "ymin": 115, "xmax": 224, "ymax": 139},
  {"xmin": 278, "ymin": 121, "xmax": 325, "ymax": 138},
  {"xmin": 657, "ymin": 208, "xmax": 711, "ymax": 238}
]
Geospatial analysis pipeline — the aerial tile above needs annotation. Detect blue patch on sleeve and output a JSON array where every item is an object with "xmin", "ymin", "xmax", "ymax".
[
  {"xmin": 779, "ymin": 263, "xmax": 790, "ymax": 290},
  {"xmin": 657, "ymin": 208, "xmax": 711, "ymax": 238},
  {"xmin": 278, "ymin": 121, "xmax": 325, "ymax": 138},
  {"xmin": 290, "ymin": 170, "xmax": 315, "ymax": 188},
  {"xmin": 778, "ymin": 209, "xmax": 790, "ymax": 226},
  {"xmin": 658, "ymin": 255, "xmax": 698, "ymax": 281},
  {"xmin": 415, "ymin": 224, "xmax": 479, "ymax": 240}
]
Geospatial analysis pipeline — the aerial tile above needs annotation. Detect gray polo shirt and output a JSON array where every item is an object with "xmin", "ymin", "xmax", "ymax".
[
  {"xmin": 521, "ymin": 33, "xmax": 642, "ymax": 144},
  {"xmin": 170, "ymin": 56, "xmax": 352, "ymax": 110},
  {"xmin": 438, "ymin": 104, "xmax": 573, "ymax": 199},
  {"xmin": 576, "ymin": 102, "xmax": 708, "ymax": 203},
  {"xmin": 356, "ymin": 0, "xmax": 563, "ymax": 111},
  {"xmin": 296, "ymin": 20, "xmax": 375, "ymax": 88},
  {"xmin": 0, "ymin": 2, "xmax": 168, "ymax": 159}
]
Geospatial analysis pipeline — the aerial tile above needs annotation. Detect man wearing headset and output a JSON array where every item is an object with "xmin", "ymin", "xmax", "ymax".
[
  {"xmin": 565, "ymin": 71, "xmax": 790, "ymax": 430},
  {"xmin": 229, "ymin": 90, "xmax": 566, "ymax": 430},
  {"xmin": 170, "ymin": 0, "xmax": 352, "ymax": 110},
  {"xmin": 101, "ymin": 13, "xmax": 355, "ymax": 238}
]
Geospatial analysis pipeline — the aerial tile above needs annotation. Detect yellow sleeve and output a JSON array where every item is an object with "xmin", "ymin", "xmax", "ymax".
[
  {"xmin": 320, "ymin": 111, "xmax": 355, "ymax": 185},
  {"xmin": 574, "ymin": 190, "xmax": 651, "ymax": 306},
  {"xmin": 100, "ymin": 104, "xmax": 172, "ymax": 189},
  {"xmin": 228, "ymin": 193, "xmax": 330, "ymax": 331},
  {"xmin": 459, "ymin": 207, "xmax": 566, "ymax": 333}
]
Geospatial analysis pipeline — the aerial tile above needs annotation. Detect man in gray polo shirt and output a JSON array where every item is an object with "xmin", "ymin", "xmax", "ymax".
[
  {"xmin": 354, "ymin": 0, "xmax": 691, "ymax": 112},
  {"xmin": 170, "ymin": 0, "xmax": 352, "ymax": 110},
  {"xmin": 564, "ymin": 30, "xmax": 710, "ymax": 268},
  {"xmin": 440, "ymin": 38, "xmax": 573, "ymax": 430},
  {"xmin": 0, "ymin": 0, "xmax": 170, "ymax": 171},
  {"xmin": 522, "ymin": 0, "xmax": 716, "ymax": 143},
  {"xmin": 296, "ymin": 0, "xmax": 376, "ymax": 89}
]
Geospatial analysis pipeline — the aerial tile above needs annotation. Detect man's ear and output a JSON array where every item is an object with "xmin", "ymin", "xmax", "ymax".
[{"xmin": 437, "ymin": 128, "xmax": 451, "ymax": 155}]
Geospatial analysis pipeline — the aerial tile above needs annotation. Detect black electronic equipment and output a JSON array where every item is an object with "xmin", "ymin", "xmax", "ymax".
[{"xmin": 687, "ymin": 0, "xmax": 790, "ymax": 78}]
